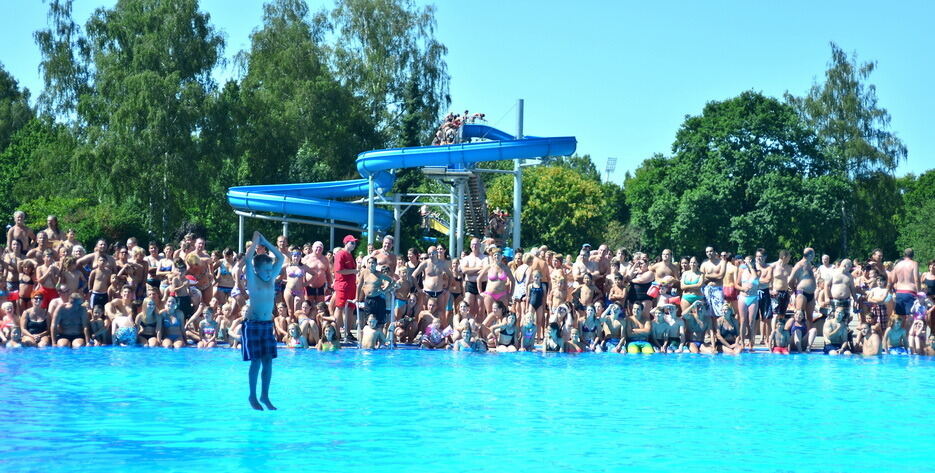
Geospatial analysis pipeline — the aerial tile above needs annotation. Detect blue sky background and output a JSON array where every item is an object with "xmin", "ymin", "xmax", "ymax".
[{"xmin": 3, "ymin": 0, "xmax": 932, "ymax": 184}]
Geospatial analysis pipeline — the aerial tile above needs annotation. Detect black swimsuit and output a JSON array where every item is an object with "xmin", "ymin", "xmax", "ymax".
[
  {"xmin": 26, "ymin": 317, "xmax": 48, "ymax": 335},
  {"xmin": 925, "ymin": 278, "xmax": 935, "ymax": 298}
]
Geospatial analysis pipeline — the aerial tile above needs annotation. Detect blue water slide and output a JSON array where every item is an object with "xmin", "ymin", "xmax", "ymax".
[{"xmin": 226, "ymin": 124, "xmax": 576, "ymax": 230}]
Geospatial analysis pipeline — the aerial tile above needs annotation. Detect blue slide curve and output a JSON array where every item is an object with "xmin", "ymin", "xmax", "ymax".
[{"xmin": 226, "ymin": 124, "xmax": 577, "ymax": 230}]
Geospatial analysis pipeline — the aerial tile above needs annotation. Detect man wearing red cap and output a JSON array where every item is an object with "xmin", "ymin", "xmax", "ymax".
[{"xmin": 333, "ymin": 235, "xmax": 359, "ymax": 341}]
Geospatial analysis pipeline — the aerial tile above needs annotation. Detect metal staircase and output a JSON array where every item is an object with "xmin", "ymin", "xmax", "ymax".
[{"xmin": 464, "ymin": 173, "xmax": 488, "ymax": 237}]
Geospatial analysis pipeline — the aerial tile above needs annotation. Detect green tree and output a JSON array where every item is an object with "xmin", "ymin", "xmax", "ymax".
[
  {"xmin": 626, "ymin": 91, "xmax": 837, "ymax": 257},
  {"xmin": 487, "ymin": 166, "xmax": 606, "ymax": 254},
  {"xmin": 33, "ymin": 0, "xmax": 91, "ymax": 117},
  {"xmin": 70, "ymin": 0, "xmax": 225, "ymax": 238},
  {"xmin": 897, "ymin": 170, "xmax": 935, "ymax": 263},
  {"xmin": 786, "ymin": 42, "xmax": 907, "ymax": 256},
  {"xmin": 0, "ymin": 64, "xmax": 34, "ymax": 152},
  {"xmin": 324, "ymin": 0, "xmax": 450, "ymax": 147}
]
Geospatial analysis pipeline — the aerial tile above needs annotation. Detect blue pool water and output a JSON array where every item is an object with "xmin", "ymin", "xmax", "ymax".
[{"xmin": 1, "ymin": 347, "xmax": 932, "ymax": 472}]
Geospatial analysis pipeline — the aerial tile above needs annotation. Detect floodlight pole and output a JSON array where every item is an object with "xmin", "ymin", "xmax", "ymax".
[
  {"xmin": 367, "ymin": 174, "xmax": 375, "ymax": 246},
  {"xmin": 513, "ymin": 99, "xmax": 523, "ymax": 250}
]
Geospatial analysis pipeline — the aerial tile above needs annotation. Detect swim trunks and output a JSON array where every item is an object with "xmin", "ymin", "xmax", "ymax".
[
  {"xmin": 894, "ymin": 292, "xmax": 915, "ymax": 316},
  {"xmin": 465, "ymin": 281, "xmax": 480, "ymax": 295},
  {"xmin": 241, "ymin": 320, "xmax": 277, "ymax": 361},
  {"xmin": 305, "ymin": 285, "xmax": 326, "ymax": 297},
  {"xmin": 823, "ymin": 343, "xmax": 841, "ymax": 354},
  {"xmin": 365, "ymin": 295, "xmax": 387, "ymax": 325}
]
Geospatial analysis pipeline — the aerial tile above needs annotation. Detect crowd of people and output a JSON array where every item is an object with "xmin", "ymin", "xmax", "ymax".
[
  {"xmin": 431, "ymin": 110, "xmax": 485, "ymax": 146},
  {"xmin": 2, "ymin": 210, "xmax": 934, "ymax": 357}
]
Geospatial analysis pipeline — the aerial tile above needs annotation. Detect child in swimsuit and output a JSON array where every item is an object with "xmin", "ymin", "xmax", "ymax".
[
  {"xmin": 197, "ymin": 308, "xmax": 219, "ymax": 348},
  {"xmin": 111, "ymin": 307, "xmax": 137, "ymax": 346},
  {"xmin": 284, "ymin": 322, "xmax": 309, "ymax": 349},
  {"xmin": 565, "ymin": 328, "xmax": 584, "ymax": 353},
  {"xmin": 89, "ymin": 305, "xmax": 109, "ymax": 346},
  {"xmin": 453, "ymin": 320, "xmax": 488, "ymax": 352},
  {"xmin": 579, "ymin": 305, "xmax": 601, "ymax": 351},
  {"xmin": 787, "ymin": 311, "xmax": 808, "ymax": 353},
  {"xmin": 518, "ymin": 311, "xmax": 537, "ymax": 352},
  {"xmin": 317, "ymin": 323, "xmax": 341, "ymax": 351},
  {"xmin": 542, "ymin": 322, "xmax": 564, "ymax": 353},
  {"xmin": 883, "ymin": 314, "xmax": 908, "ymax": 355},
  {"xmin": 770, "ymin": 313, "xmax": 791, "ymax": 354},
  {"xmin": 421, "ymin": 318, "xmax": 451, "ymax": 349}
]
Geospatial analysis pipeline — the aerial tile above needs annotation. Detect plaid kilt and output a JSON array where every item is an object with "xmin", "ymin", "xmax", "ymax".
[{"xmin": 242, "ymin": 320, "xmax": 277, "ymax": 361}]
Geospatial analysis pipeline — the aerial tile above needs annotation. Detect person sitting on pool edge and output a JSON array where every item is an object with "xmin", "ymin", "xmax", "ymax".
[
  {"xmin": 882, "ymin": 314, "xmax": 908, "ymax": 355},
  {"xmin": 770, "ymin": 312, "xmax": 791, "ymax": 355},
  {"xmin": 453, "ymin": 320, "xmax": 487, "ymax": 352},
  {"xmin": 822, "ymin": 307, "xmax": 850, "ymax": 355},
  {"xmin": 627, "ymin": 302, "xmax": 654, "ymax": 354},
  {"xmin": 361, "ymin": 314, "xmax": 390, "ymax": 349},
  {"xmin": 317, "ymin": 322, "xmax": 340, "ymax": 351},
  {"xmin": 243, "ymin": 231, "xmax": 285, "ymax": 411}
]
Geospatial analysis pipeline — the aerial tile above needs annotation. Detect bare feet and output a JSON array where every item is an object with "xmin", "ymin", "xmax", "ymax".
[
  {"xmin": 260, "ymin": 397, "xmax": 277, "ymax": 410},
  {"xmin": 249, "ymin": 397, "xmax": 263, "ymax": 411}
]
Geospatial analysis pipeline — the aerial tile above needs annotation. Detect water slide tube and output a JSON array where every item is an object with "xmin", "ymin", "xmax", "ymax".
[{"xmin": 226, "ymin": 124, "xmax": 577, "ymax": 230}]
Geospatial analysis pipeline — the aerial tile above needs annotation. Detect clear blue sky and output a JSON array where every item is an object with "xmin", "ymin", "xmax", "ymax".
[{"xmin": 3, "ymin": 0, "xmax": 932, "ymax": 184}]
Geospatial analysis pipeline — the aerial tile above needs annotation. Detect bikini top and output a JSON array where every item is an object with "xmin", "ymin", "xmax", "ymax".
[
  {"xmin": 159, "ymin": 261, "xmax": 173, "ymax": 272},
  {"xmin": 163, "ymin": 315, "xmax": 181, "ymax": 329},
  {"xmin": 288, "ymin": 266, "xmax": 304, "ymax": 278},
  {"xmin": 683, "ymin": 273, "xmax": 700, "ymax": 285},
  {"xmin": 488, "ymin": 268, "xmax": 508, "ymax": 281},
  {"xmin": 219, "ymin": 263, "xmax": 231, "ymax": 276}
]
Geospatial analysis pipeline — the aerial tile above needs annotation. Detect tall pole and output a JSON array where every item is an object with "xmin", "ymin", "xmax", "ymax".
[
  {"xmin": 449, "ymin": 184, "xmax": 456, "ymax": 254},
  {"xmin": 238, "ymin": 215, "xmax": 244, "ymax": 253},
  {"xmin": 513, "ymin": 99, "xmax": 523, "ymax": 250},
  {"xmin": 456, "ymin": 181, "xmax": 465, "ymax": 256},
  {"xmin": 393, "ymin": 206, "xmax": 401, "ymax": 254},
  {"xmin": 367, "ymin": 175, "xmax": 375, "ymax": 246},
  {"xmin": 329, "ymin": 219, "xmax": 335, "ymax": 250},
  {"xmin": 282, "ymin": 219, "xmax": 289, "ymax": 239}
]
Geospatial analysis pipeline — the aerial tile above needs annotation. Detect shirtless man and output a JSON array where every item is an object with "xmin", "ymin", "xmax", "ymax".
[
  {"xmin": 88, "ymin": 255, "xmax": 114, "ymax": 310},
  {"xmin": 649, "ymin": 249, "xmax": 680, "ymax": 283},
  {"xmin": 370, "ymin": 235, "xmax": 398, "ymax": 274},
  {"xmin": 77, "ymin": 239, "xmax": 117, "ymax": 271},
  {"xmin": 460, "ymin": 238, "xmax": 487, "ymax": 317},
  {"xmin": 35, "ymin": 250, "xmax": 62, "ymax": 309},
  {"xmin": 357, "ymin": 257, "xmax": 398, "ymax": 336},
  {"xmin": 790, "ymin": 248, "xmax": 818, "ymax": 330},
  {"xmin": 41, "ymin": 215, "xmax": 64, "ymax": 243},
  {"xmin": 51, "ymin": 291, "xmax": 89, "ymax": 348},
  {"xmin": 411, "ymin": 246, "xmax": 453, "ymax": 316},
  {"xmin": 243, "ymin": 231, "xmax": 285, "ymax": 411},
  {"xmin": 823, "ymin": 307, "xmax": 851, "ymax": 355},
  {"xmin": 572, "ymin": 246, "xmax": 600, "ymax": 285},
  {"xmin": 529, "ymin": 246, "xmax": 551, "ymax": 293},
  {"xmin": 26, "ymin": 233, "xmax": 53, "ymax": 261},
  {"xmin": 817, "ymin": 254, "xmax": 835, "ymax": 284},
  {"xmin": 118, "ymin": 247, "xmax": 148, "ymax": 302},
  {"xmin": 889, "ymin": 248, "xmax": 920, "ymax": 325},
  {"xmin": 868, "ymin": 249, "xmax": 887, "ymax": 282},
  {"xmin": 7, "ymin": 211, "xmax": 36, "ymax": 251},
  {"xmin": 768, "ymin": 250, "xmax": 793, "ymax": 339},
  {"xmin": 590, "ymin": 245, "xmax": 612, "ymax": 295},
  {"xmin": 825, "ymin": 258, "xmax": 858, "ymax": 349},
  {"xmin": 302, "ymin": 241, "xmax": 331, "ymax": 303},
  {"xmin": 105, "ymin": 285, "xmax": 135, "ymax": 324},
  {"xmin": 700, "ymin": 246, "xmax": 727, "ymax": 318}
]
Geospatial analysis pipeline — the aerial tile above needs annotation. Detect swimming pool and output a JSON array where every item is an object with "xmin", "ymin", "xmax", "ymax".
[{"xmin": 1, "ymin": 348, "xmax": 932, "ymax": 472}]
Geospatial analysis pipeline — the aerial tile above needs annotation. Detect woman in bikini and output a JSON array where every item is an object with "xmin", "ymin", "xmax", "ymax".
[
  {"xmin": 283, "ymin": 250, "xmax": 309, "ymax": 318},
  {"xmin": 737, "ymin": 256, "xmax": 760, "ymax": 350},
  {"xmin": 490, "ymin": 311, "xmax": 519, "ymax": 352},
  {"xmin": 156, "ymin": 244, "xmax": 175, "ymax": 297},
  {"xmin": 214, "ymin": 248, "xmax": 237, "ymax": 307},
  {"xmin": 478, "ymin": 247, "xmax": 515, "ymax": 321},
  {"xmin": 680, "ymin": 257, "xmax": 703, "ymax": 316},
  {"xmin": 136, "ymin": 296, "xmax": 163, "ymax": 347},
  {"xmin": 17, "ymin": 259, "xmax": 36, "ymax": 313}
]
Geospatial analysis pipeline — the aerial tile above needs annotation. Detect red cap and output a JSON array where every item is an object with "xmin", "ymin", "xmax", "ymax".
[{"xmin": 343, "ymin": 235, "xmax": 358, "ymax": 244}]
